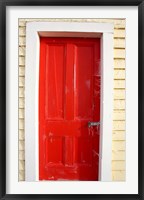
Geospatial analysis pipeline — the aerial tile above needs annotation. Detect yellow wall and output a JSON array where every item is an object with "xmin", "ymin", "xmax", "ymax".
[{"xmin": 18, "ymin": 18, "xmax": 125, "ymax": 181}]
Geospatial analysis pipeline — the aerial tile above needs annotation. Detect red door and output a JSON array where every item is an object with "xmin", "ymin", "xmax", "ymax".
[{"xmin": 39, "ymin": 37, "xmax": 100, "ymax": 181}]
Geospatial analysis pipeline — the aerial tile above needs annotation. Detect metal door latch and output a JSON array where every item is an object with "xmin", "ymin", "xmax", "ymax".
[{"xmin": 88, "ymin": 121, "xmax": 100, "ymax": 128}]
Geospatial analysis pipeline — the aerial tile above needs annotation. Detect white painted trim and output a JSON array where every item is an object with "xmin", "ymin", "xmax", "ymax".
[
  {"xmin": 25, "ymin": 22, "xmax": 113, "ymax": 182},
  {"xmin": 25, "ymin": 24, "xmax": 40, "ymax": 181},
  {"xmin": 98, "ymin": 33, "xmax": 113, "ymax": 181}
]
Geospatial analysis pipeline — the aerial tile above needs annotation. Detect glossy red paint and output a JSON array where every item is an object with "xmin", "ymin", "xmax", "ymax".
[{"xmin": 39, "ymin": 37, "xmax": 100, "ymax": 181}]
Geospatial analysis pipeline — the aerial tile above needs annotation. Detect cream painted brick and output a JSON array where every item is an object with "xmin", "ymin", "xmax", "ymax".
[
  {"xmin": 20, "ymin": 18, "xmax": 53, "ymax": 22},
  {"xmin": 19, "ymin": 98, "xmax": 25, "ymax": 108},
  {"xmin": 112, "ymin": 161, "xmax": 125, "ymax": 170},
  {"xmin": 114, "ymin": 49, "xmax": 125, "ymax": 59},
  {"xmin": 19, "ymin": 150, "xmax": 25, "ymax": 160},
  {"xmin": 112, "ymin": 151, "xmax": 125, "ymax": 160},
  {"xmin": 19, "ymin": 57, "xmax": 25, "ymax": 66},
  {"xmin": 19, "ymin": 170, "xmax": 25, "ymax": 181},
  {"xmin": 19, "ymin": 46, "xmax": 26, "ymax": 56},
  {"xmin": 114, "ymin": 89, "xmax": 125, "ymax": 99},
  {"xmin": 19, "ymin": 77, "xmax": 25, "ymax": 87},
  {"xmin": 21, "ymin": 18, "xmax": 113, "ymax": 22},
  {"xmin": 19, "ymin": 119, "xmax": 24, "ymax": 129},
  {"xmin": 19, "ymin": 20, "xmax": 26, "ymax": 27},
  {"xmin": 19, "ymin": 67, "xmax": 25, "ymax": 76},
  {"xmin": 19, "ymin": 36, "xmax": 26, "ymax": 46},
  {"xmin": 114, "ymin": 80, "xmax": 125, "ymax": 88},
  {"xmin": 114, "ymin": 39, "xmax": 125, "ymax": 49},
  {"xmin": 113, "ymin": 121, "xmax": 125, "ymax": 131},
  {"xmin": 19, "ymin": 108, "xmax": 24, "ymax": 119},
  {"xmin": 114, "ymin": 21, "xmax": 125, "ymax": 29},
  {"xmin": 112, "ymin": 131, "xmax": 125, "ymax": 140},
  {"xmin": 114, "ymin": 59, "xmax": 125, "ymax": 69},
  {"xmin": 113, "ymin": 111, "xmax": 125, "ymax": 120},
  {"xmin": 19, "ymin": 140, "xmax": 25, "ymax": 151},
  {"xmin": 114, "ymin": 70, "xmax": 125, "ymax": 79},
  {"xmin": 86, "ymin": 19, "xmax": 125, "ymax": 28},
  {"xmin": 112, "ymin": 171, "xmax": 125, "ymax": 181},
  {"xmin": 19, "ymin": 129, "xmax": 25, "ymax": 140},
  {"xmin": 114, "ymin": 29, "xmax": 125, "ymax": 38},
  {"xmin": 19, "ymin": 160, "xmax": 25, "ymax": 170},
  {"xmin": 112, "ymin": 141, "xmax": 125, "ymax": 151},
  {"xmin": 19, "ymin": 87, "xmax": 25, "ymax": 97},
  {"xmin": 23, "ymin": 18, "xmax": 60, "ymax": 22},
  {"xmin": 19, "ymin": 18, "xmax": 125, "ymax": 28},
  {"xmin": 113, "ymin": 20, "xmax": 125, "ymax": 28},
  {"xmin": 114, "ymin": 100, "xmax": 125, "ymax": 109},
  {"xmin": 19, "ymin": 27, "xmax": 26, "ymax": 36}
]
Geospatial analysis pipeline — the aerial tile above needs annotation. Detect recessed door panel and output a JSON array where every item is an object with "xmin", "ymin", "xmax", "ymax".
[
  {"xmin": 45, "ymin": 44, "xmax": 65, "ymax": 120},
  {"xmin": 74, "ymin": 45, "xmax": 93, "ymax": 119}
]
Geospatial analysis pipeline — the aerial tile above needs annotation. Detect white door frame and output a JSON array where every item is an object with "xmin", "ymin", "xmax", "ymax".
[{"xmin": 25, "ymin": 22, "xmax": 113, "ymax": 181}]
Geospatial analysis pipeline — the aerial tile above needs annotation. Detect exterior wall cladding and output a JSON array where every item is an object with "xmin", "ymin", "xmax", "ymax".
[{"xmin": 18, "ymin": 18, "xmax": 126, "ymax": 181}]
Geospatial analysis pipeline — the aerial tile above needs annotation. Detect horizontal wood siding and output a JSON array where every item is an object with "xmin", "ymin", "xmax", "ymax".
[{"xmin": 18, "ymin": 18, "xmax": 125, "ymax": 181}]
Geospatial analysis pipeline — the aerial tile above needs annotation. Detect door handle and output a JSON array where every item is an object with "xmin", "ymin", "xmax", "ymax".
[{"xmin": 88, "ymin": 121, "xmax": 100, "ymax": 128}]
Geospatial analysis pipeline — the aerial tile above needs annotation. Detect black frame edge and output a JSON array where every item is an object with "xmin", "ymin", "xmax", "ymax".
[
  {"xmin": 0, "ymin": 0, "xmax": 6, "ymax": 200},
  {"xmin": 138, "ymin": 1, "xmax": 144, "ymax": 199},
  {"xmin": 0, "ymin": 0, "xmax": 143, "ymax": 6},
  {"xmin": 0, "ymin": 0, "xmax": 143, "ymax": 199}
]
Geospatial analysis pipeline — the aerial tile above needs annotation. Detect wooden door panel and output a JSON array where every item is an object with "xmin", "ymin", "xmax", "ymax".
[
  {"xmin": 74, "ymin": 45, "xmax": 94, "ymax": 120},
  {"xmin": 39, "ymin": 37, "xmax": 100, "ymax": 181},
  {"xmin": 45, "ymin": 121, "xmax": 96, "ymax": 137},
  {"xmin": 65, "ymin": 44, "xmax": 74, "ymax": 120},
  {"xmin": 93, "ymin": 76, "xmax": 101, "ymax": 121},
  {"xmin": 45, "ymin": 44, "xmax": 65, "ymax": 120},
  {"xmin": 75, "ymin": 137, "xmax": 93, "ymax": 164},
  {"xmin": 45, "ymin": 137, "xmax": 63, "ymax": 164},
  {"xmin": 43, "ymin": 165, "xmax": 98, "ymax": 181},
  {"xmin": 45, "ymin": 137, "xmax": 93, "ymax": 165}
]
